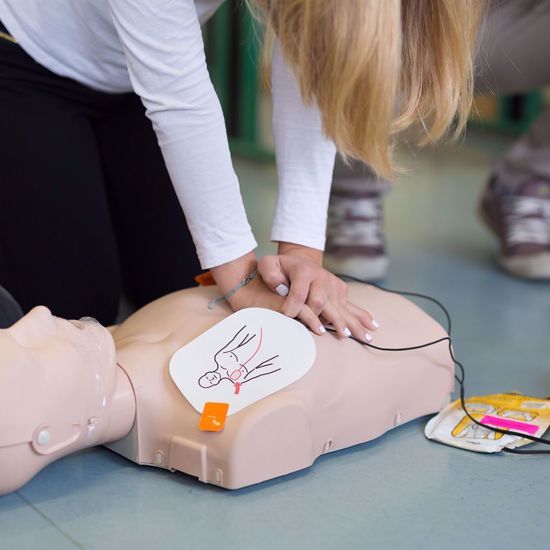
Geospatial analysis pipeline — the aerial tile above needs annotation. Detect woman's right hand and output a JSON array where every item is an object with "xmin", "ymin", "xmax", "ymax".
[
  {"xmin": 210, "ymin": 251, "xmax": 288, "ymax": 314},
  {"xmin": 211, "ymin": 251, "xmax": 378, "ymax": 343},
  {"xmin": 224, "ymin": 272, "xmax": 332, "ymax": 340},
  {"xmin": 211, "ymin": 251, "xmax": 326, "ymax": 334}
]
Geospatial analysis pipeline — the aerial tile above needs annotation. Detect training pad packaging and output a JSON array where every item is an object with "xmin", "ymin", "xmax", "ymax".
[
  {"xmin": 425, "ymin": 393, "xmax": 550, "ymax": 453},
  {"xmin": 169, "ymin": 307, "xmax": 316, "ymax": 415}
]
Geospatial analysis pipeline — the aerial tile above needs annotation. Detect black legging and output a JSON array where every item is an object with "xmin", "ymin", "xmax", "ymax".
[{"xmin": 0, "ymin": 26, "xmax": 200, "ymax": 324}]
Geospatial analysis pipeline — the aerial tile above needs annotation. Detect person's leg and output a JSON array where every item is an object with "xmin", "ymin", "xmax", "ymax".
[
  {"xmin": 476, "ymin": 0, "xmax": 550, "ymax": 279},
  {"xmin": 94, "ymin": 93, "xmax": 201, "ymax": 310},
  {"xmin": 324, "ymin": 156, "xmax": 391, "ymax": 280},
  {"xmin": 477, "ymin": 0, "xmax": 550, "ymax": 185},
  {"xmin": 0, "ymin": 38, "xmax": 122, "ymax": 323}
]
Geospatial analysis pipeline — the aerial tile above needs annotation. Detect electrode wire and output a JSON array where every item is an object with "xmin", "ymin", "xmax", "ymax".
[{"xmin": 334, "ymin": 274, "xmax": 550, "ymax": 454}]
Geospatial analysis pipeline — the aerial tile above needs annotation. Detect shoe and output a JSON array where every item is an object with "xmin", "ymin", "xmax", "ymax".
[
  {"xmin": 324, "ymin": 187, "xmax": 388, "ymax": 281},
  {"xmin": 479, "ymin": 175, "xmax": 550, "ymax": 279}
]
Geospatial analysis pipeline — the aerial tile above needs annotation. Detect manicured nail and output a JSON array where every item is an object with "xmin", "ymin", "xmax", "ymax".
[
  {"xmin": 372, "ymin": 320, "xmax": 380, "ymax": 329},
  {"xmin": 275, "ymin": 284, "xmax": 289, "ymax": 296},
  {"xmin": 343, "ymin": 327, "xmax": 352, "ymax": 337},
  {"xmin": 365, "ymin": 333, "xmax": 373, "ymax": 343},
  {"xmin": 319, "ymin": 325, "xmax": 326, "ymax": 334}
]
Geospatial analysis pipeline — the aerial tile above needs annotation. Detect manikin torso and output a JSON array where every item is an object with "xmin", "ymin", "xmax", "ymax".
[
  {"xmin": 110, "ymin": 283, "xmax": 454, "ymax": 488},
  {"xmin": 0, "ymin": 283, "xmax": 454, "ymax": 495}
]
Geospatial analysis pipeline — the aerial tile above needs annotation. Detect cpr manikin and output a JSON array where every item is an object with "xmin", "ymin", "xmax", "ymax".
[{"xmin": 0, "ymin": 284, "xmax": 454, "ymax": 495}]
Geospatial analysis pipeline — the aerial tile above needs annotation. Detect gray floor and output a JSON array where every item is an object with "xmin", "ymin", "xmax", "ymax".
[{"xmin": 1, "ymin": 131, "xmax": 549, "ymax": 549}]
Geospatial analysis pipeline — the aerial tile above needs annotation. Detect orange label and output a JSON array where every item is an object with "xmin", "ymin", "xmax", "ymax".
[
  {"xmin": 194, "ymin": 271, "xmax": 216, "ymax": 286},
  {"xmin": 198, "ymin": 402, "xmax": 229, "ymax": 432}
]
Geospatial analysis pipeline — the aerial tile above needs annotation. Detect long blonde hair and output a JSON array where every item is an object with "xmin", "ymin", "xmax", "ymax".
[{"xmin": 248, "ymin": 0, "xmax": 486, "ymax": 178}]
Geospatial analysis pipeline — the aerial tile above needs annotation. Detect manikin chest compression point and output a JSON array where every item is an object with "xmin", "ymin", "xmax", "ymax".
[{"xmin": 108, "ymin": 284, "xmax": 455, "ymax": 489}]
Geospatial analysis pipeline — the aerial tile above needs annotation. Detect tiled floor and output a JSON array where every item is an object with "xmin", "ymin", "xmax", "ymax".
[{"xmin": 1, "ymin": 130, "xmax": 549, "ymax": 549}]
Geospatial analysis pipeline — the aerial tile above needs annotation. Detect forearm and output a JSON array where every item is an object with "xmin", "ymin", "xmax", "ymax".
[
  {"xmin": 151, "ymin": 105, "xmax": 257, "ymax": 268},
  {"xmin": 210, "ymin": 251, "xmax": 258, "ymax": 294},
  {"xmin": 270, "ymin": 41, "xmax": 336, "ymax": 251},
  {"xmin": 110, "ymin": 0, "xmax": 257, "ymax": 269},
  {"xmin": 277, "ymin": 242, "xmax": 323, "ymax": 265}
]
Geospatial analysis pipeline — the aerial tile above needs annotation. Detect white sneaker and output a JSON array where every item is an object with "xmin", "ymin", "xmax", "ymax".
[{"xmin": 324, "ymin": 189, "xmax": 388, "ymax": 281}]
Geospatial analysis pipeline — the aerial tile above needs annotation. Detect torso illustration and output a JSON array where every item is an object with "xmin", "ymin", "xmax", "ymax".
[{"xmin": 198, "ymin": 325, "xmax": 280, "ymax": 395}]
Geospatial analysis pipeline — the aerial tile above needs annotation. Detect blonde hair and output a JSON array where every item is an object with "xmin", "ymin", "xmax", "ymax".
[{"xmin": 248, "ymin": 0, "xmax": 486, "ymax": 178}]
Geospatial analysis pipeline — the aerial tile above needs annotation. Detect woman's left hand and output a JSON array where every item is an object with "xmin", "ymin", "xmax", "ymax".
[{"xmin": 257, "ymin": 243, "xmax": 379, "ymax": 342}]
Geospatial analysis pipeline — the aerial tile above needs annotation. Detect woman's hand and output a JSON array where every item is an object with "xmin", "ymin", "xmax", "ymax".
[
  {"xmin": 210, "ymin": 247, "xmax": 379, "ymax": 342},
  {"xmin": 210, "ymin": 251, "xmax": 316, "ymax": 323},
  {"xmin": 210, "ymin": 250, "xmax": 287, "ymax": 311},
  {"xmin": 257, "ymin": 243, "xmax": 379, "ymax": 342},
  {"xmin": 221, "ymin": 268, "xmax": 339, "ymax": 340}
]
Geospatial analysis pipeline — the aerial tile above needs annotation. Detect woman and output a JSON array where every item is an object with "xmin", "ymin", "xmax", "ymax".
[{"xmin": 0, "ymin": 1, "xmax": 483, "ymax": 337}]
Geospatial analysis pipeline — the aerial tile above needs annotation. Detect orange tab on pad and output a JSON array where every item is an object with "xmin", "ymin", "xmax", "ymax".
[
  {"xmin": 199, "ymin": 402, "xmax": 229, "ymax": 432},
  {"xmin": 194, "ymin": 270, "xmax": 216, "ymax": 286}
]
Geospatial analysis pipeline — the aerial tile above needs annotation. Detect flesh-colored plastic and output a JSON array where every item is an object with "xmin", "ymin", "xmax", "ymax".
[
  {"xmin": 108, "ymin": 283, "xmax": 454, "ymax": 489},
  {"xmin": 0, "ymin": 283, "xmax": 453, "ymax": 494},
  {"xmin": 0, "ymin": 308, "xmax": 135, "ymax": 496}
]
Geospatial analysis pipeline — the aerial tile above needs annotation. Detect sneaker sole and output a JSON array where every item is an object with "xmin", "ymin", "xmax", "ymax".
[
  {"xmin": 479, "ymin": 205, "xmax": 550, "ymax": 280},
  {"xmin": 499, "ymin": 252, "xmax": 550, "ymax": 280},
  {"xmin": 324, "ymin": 255, "xmax": 389, "ymax": 281}
]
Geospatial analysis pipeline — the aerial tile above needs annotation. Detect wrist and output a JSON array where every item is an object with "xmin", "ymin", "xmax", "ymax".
[
  {"xmin": 277, "ymin": 242, "xmax": 323, "ymax": 265},
  {"xmin": 210, "ymin": 251, "xmax": 258, "ymax": 294}
]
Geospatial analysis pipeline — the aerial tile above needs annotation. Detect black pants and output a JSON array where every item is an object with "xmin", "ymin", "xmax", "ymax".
[{"xmin": 0, "ymin": 27, "xmax": 200, "ymax": 324}]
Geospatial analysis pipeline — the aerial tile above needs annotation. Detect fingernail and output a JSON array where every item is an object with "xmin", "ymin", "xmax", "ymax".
[
  {"xmin": 372, "ymin": 320, "xmax": 380, "ymax": 329},
  {"xmin": 365, "ymin": 333, "xmax": 373, "ymax": 343},
  {"xmin": 319, "ymin": 325, "xmax": 326, "ymax": 334},
  {"xmin": 343, "ymin": 327, "xmax": 352, "ymax": 337},
  {"xmin": 275, "ymin": 284, "xmax": 289, "ymax": 297}
]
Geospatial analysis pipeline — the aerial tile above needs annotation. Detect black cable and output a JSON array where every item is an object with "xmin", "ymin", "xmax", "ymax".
[{"xmin": 336, "ymin": 273, "xmax": 550, "ymax": 454}]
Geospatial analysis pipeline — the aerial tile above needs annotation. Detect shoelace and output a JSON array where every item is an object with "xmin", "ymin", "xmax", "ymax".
[
  {"xmin": 328, "ymin": 196, "xmax": 383, "ymax": 247},
  {"xmin": 503, "ymin": 196, "xmax": 550, "ymax": 246}
]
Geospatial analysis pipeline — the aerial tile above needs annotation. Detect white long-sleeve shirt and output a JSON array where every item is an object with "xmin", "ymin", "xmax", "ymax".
[{"xmin": 0, "ymin": 0, "xmax": 336, "ymax": 268}]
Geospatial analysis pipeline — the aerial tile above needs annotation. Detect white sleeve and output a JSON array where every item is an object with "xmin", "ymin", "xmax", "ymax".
[
  {"xmin": 270, "ymin": 42, "xmax": 337, "ymax": 250},
  {"xmin": 108, "ymin": 0, "xmax": 257, "ymax": 268}
]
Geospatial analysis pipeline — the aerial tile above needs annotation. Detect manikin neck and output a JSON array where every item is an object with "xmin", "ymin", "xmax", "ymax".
[{"xmin": 96, "ymin": 363, "xmax": 136, "ymax": 446}]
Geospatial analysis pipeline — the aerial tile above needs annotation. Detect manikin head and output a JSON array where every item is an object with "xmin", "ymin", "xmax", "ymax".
[{"xmin": 0, "ymin": 306, "xmax": 118, "ymax": 495}]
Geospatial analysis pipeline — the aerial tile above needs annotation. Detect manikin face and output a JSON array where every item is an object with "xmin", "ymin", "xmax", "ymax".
[
  {"xmin": 1, "ymin": 305, "xmax": 111, "ymax": 352},
  {"xmin": 0, "ymin": 306, "xmax": 117, "ymax": 451}
]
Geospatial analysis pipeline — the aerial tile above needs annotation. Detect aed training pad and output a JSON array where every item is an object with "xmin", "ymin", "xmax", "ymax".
[{"xmin": 169, "ymin": 307, "xmax": 317, "ymax": 416}]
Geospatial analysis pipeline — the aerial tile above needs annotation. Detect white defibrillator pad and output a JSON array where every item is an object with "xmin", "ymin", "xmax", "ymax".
[
  {"xmin": 169, "ymin": 308, "xmax": 316, "ymax": 415},
  {"xmin": 425, "ymin": 393, "xmax": 550, "ymax": 453}
]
